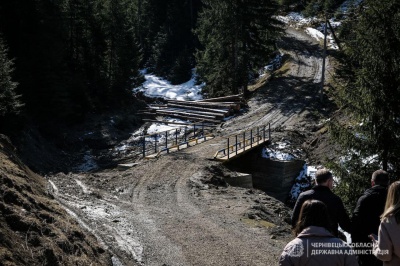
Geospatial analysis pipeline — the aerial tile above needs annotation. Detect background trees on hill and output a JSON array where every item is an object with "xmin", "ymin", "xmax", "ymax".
[
  {"xmin": 137, "ymin": 0, "xmax": 202, "ymax": 84},
  {"xmin": 0, "ymin": 36, "xmax": 23, "ymax": 120},
  {"xmin": 195, "ymin": 0, "xmax": 283, "ymax": 97},
  {"xmin": 329, "ymin": 0, "xmax": 400, "ymax": 207},
  {"xmin": 0, "ymin": 0, "xmax": 144, "ymax": 126}
]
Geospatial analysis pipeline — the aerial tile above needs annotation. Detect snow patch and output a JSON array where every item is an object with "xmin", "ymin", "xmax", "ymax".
[
  {"xmin": 48, "ymin": 180, "xmax": 58, "ymax": 193},
  {"xmin": 134, "ymin": 70, "xmax": 204, "ymax": 101},
  {"xmin": 276, "ymin": 12, "xmax": 317, "ymax": 27},
  {"xmin": 73, "ymin": 151, "xmax": 98, "ymax": 172},
  {"xmin": 75, "ymin": 179, "xmax": 90, "ymax": 194}
]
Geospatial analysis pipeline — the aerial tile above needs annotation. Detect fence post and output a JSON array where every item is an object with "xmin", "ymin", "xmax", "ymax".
[
  {"xmin": 202, "ymin": 122, "xmax": 205, "ymax": 141},
  {"xmin": 250, "ymin": 129, "xmax": 253, "ymax": 148},
  {"xmin": 235, "ymin": 135, "xmax": 238, "ymax": 155},
  {"xmin": 184, "ymin": 126, "xmax": 187, "ymax": 143},
  {"xmin": 142, "ymin": 136, "xmax": 146, "ymax": 157},
  {"xmin": 227, "ymin": 137, "xmax": 230, "ymax": 159},
  {"xmin": 269, "ymin": 123, "xmax": 271, "ymax": 140},
  {"xmin": 257, "ymin": 127, "xmax": 260, "ymax": 144},
  {"xmin": 243, "ymin": 132, "xmax": 246, "ymax": 151},
  {"xmin": 165, "ymin": 131, "xmax": 168, "ymax": 153},
  {"xmin": 263, "ymin": 125, "xmax": 266, "ymax": 141},
  {"xmin": 154, "ymin": 135, "xmax": 158, "ymax": 154},
  {"xmin": 176, "ymin": 129, "xmax": 178, "ymax": 149}
]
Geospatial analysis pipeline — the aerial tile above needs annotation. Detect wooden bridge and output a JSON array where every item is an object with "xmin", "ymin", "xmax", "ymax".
[
  {"xmin": 213, "ymin": 124, "xmax": 271, "ymax": 161},
  {"xmin": 141, "ymin": 122, "xmax": 215, "ymax": 159}
]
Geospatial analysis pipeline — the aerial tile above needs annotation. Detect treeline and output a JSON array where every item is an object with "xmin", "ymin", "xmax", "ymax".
[
  {"xmin": 0, "ymin": 0, "xmax": 144, "ymax": 127},
  {"xmin": 328, "ymin": 0, "xmax": 400, "ymax": 207},
  {"xmin": 0, "ymin": 0, "xmax": 286, "ymax": 130}
]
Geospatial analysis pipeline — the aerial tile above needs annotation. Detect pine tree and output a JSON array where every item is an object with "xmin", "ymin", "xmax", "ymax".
[
  {"xmin": 302, "ymin": 0, "xmax": 346, "ymax": 16},
  {"xmin": 139, "ymin": 0, "xmax": 199, "ymax": 84},
  {"xmin": 328, "ymin": 0, "xmax": 400, "ymax": 207},
  {"xmin": 195, "ymin": 0, "xmax": 282, "ymax": 97},
  {"xmin": 0, "ymin": 36, "xmax": 22, "ymax": 118}
]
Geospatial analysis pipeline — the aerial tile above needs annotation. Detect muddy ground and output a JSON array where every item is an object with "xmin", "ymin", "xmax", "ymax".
[{"xmin": 43, "ymin": 27, "xmax": 339, "ymax": 266}]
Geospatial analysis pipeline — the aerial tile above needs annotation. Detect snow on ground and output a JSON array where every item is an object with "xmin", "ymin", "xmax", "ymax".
[
  {"xmin": 125, "ymin": 70, "xmax": 206, "ymax": 151},
  {"xmin": 278, "ymin": 12, "xmax": 340, "ymax": 50},
  {"xmin": 146, "ymin": 122, "xmax": 181, "ymax": 135},
  {"xmin": 73, "ymin": 150, "xmax": 99, "ymax": 172},
  {"xmin": 262, "ymin": 147, "xmax": 295, "ymax": 161},
  {"xmin": 134, "ymin": 70, "xmax": 204, "ymax": 101},
  {"xmin": 276, "ymin": 12, "xmax": 317, "ymax": 28},
  {"xmin": 305, "ymin": 27, "xmax": 339, "ymax": 50}
]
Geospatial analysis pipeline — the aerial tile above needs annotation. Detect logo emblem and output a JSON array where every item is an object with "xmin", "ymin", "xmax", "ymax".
[{"xmin": 287, "ymin": 241, "xmax": 304, "ymax": 257}]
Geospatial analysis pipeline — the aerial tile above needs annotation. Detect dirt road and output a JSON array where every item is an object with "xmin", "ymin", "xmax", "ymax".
[{"xmin": 48, "ymin": 27, "xmax": 330, "ymax": 266}]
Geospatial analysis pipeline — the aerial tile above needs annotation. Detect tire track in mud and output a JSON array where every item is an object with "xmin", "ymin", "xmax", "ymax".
[{"xmin": 128, "ymin": 156, "xmax": 283, "ymax": 266}]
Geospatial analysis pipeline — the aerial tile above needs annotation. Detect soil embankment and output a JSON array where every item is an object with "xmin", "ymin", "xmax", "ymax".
[{"xmin": 0, "ymin": 134, "xmax": 112, "ymax": 265}]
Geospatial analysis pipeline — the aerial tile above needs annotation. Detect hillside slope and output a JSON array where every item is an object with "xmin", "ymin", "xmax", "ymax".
[{"xmin": 0, "ymin": 134, "xmax": 112, "ymax": 265}]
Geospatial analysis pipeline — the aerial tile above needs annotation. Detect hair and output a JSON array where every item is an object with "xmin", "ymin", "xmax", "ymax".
[
  {"xmin": 371, "ymin": 170, "xmax": 389, "ymax": 186},
  {"xmin": 294, "ymin": 200, "xmax": 332, "ymax": 236},
  {"xmin": 315, "ymin": 168, "xmax": 333, "ymax": 184},
  {"xmin": 381, "ymin": 181, "xmax": 400, "ymax": 224}
]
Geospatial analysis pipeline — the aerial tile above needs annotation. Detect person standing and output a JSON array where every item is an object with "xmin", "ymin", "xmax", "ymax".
[
  {"xmin": 352, "ymin": 169, "xmax": 389, "ymax": 266},
  {"xmin": 280, "ymin": 200, "xmax": 358, "ymax": 266},
  {"xmin": 370, "ymin": 181, "xmax": 400, "ymax": 265},
  {"xmin": 291, "ymin": 168, "xmax": 351, "ymax": 237}
]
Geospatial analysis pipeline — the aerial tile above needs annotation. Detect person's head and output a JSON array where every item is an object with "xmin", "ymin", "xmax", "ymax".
[
  {"xmin": 371, "ymin": 169, "xmax": 389, "ymax": 187},
  {"xmin": 294, "ymin": 200, "xmax": 332, "ymax": 236},
  {"xmin": 315, "ymin": 168, "xmax": 334, "ymax": 189},
  {"xmin": 382, "ymin": 181, "xmax": 400, "ymax": 223}
]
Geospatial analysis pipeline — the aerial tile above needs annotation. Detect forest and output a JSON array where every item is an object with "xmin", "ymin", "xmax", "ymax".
[{"xmin": 0, "ymin": 0, "xmax": 400, "ymax": 205}]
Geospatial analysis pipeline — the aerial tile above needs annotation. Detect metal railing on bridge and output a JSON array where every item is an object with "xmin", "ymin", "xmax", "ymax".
[
  {"xmin": 214, "ymin": 124, "xmax": 271, "ymax": 161},
  {"xmin": 141, "ymin": 121, "xmax": 215, "ymax": 158}
]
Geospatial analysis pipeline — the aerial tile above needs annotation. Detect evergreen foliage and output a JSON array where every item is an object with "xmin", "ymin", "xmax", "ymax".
[
  {"xmin": 0, "ymin": 0, "xmax": 143, "ymax": 125},
  {"xmin": 301, "ymin": 0, "xmax": 346, "ymax": 16},
  {"xmin": 0, "ymin": 36, "xmax": 23, "ymax": 118},
  {"xmin": 138, "ymin": 0, "xmax": 201, "ymax": 84},
  {"xmin": 195, "ymin": 0, "xmax": 283, "ymax": 97},
  {"xmin": 328, "ymin": 0, "xmax": 400, "ymax": 207}
]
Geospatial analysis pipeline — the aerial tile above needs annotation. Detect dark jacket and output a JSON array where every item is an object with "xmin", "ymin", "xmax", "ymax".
[
  {"xmin": 352, "ymin": 185, "xmax": 387, "ymax": 243},
  {"xmin": 352, "ymin": 185, "xmax": 387, "ymax": 266},
  {"xmin": 291, "ymin": 186, "xmax": 351, "ymax": 236}
]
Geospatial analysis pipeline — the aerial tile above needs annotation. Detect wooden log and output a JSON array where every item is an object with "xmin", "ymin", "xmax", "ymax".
[
  {"xmin": 142, "ymin": 119, "xmax": 218, "ymax": 127},
  {"xmin": 152, "ymin": 113, "xmax": 221, "ymax": 124},
  {"xmin": 154, "ymin": 109, "xmax": 218, "ymax": 120},
  {"xmin": 148, "ymin": 104, "xmax": 168, "ymax": 108},
  {"xmin": 167, "ymin": 100, "xmax": 240, "ymax": 110},
  {"xmin": 166, "ymin": 107, "xmax": 226, "ymax": 119},
  {"xmin": 197, "ymin": 94, "xmax": 243, "ymax": 103},
  {"xmin": 167, "ymin": 103, "xmax": 230, "ymax": 115}
]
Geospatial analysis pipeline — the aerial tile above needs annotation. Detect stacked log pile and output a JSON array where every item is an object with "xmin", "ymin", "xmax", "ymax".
[{"xmin": 139, "ymin": 94, "xmax": 246, "ymax": 124}]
